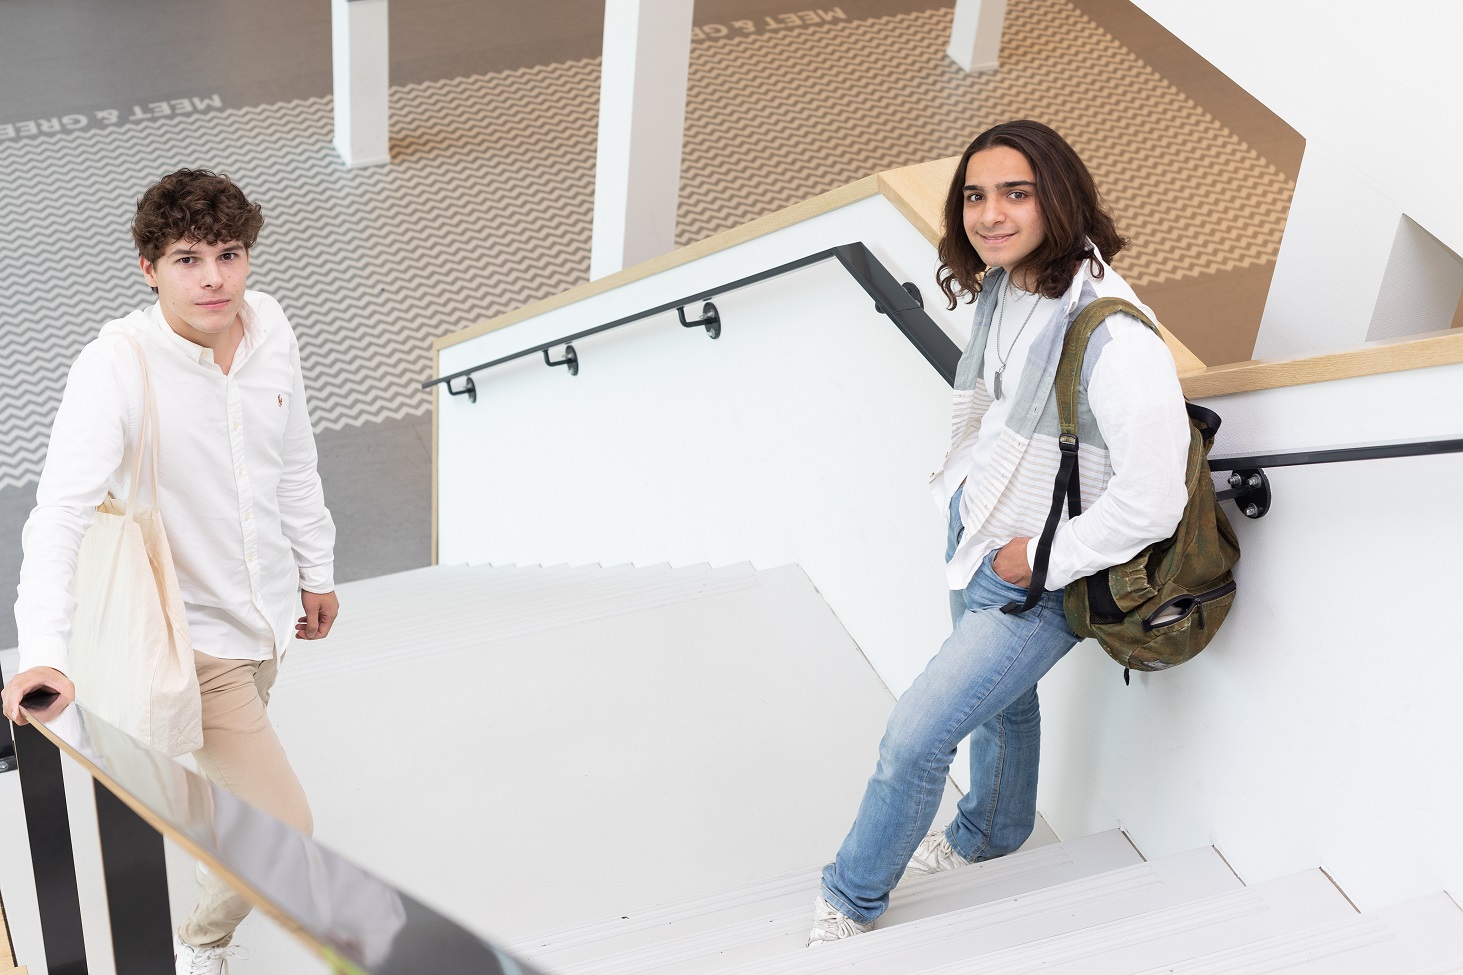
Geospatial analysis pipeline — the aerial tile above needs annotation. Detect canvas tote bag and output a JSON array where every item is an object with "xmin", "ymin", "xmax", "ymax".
[{"xmin": 69, "ymin": 333, "xmax": 203, "ymax": 757}]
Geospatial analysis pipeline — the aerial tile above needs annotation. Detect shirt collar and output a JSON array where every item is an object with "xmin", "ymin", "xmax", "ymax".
[
  {"xmin": 1058, "ymin": 240, "xmax": 1108, "ymax": 316},
  {"xmin": 145, "ymin": 296, "xmax": 259, "ymax": 366}
]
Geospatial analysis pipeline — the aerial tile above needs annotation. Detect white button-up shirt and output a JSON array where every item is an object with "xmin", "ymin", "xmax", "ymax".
[
  {"xmin": 931, "ymin": 257, "xmax": 1191, "ymax": 592},
  {"xmin": 15, "ymin": 291, "xmax": 336, "ymax": 675}
]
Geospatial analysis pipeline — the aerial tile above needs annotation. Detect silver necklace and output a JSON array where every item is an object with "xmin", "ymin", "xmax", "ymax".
[{"xmin": 992, "ymin": 275, "xmax": 1041, "ymax": 400}]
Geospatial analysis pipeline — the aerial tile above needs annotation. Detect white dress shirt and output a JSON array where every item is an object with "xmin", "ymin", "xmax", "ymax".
[
  {"xmin": 933, "ymin": 259, "xmax": 1191, "ymax": 592},
  {"xmin": 15, "ymin": 291, "xmax": 336, "ymax": 675}
]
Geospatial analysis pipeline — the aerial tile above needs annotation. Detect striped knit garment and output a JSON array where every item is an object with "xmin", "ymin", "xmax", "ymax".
[{"xmin": 936, "ymin": 259, "xmax": 1152, "ymax": 544}]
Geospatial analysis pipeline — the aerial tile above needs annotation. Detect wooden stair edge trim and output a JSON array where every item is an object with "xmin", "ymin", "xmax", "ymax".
[
  {"xmin": 877, "ymin": 155, "xmax": 1462, "ymax": 395},
  {"xmin": 1181, "ymin": 327, "xmax": 1463, "ymax": 399},
  {"xmin": 429, "ymin": 154, "xmax": 970, "ymax": 354},
  {"xmin": 431, "ymin": 174, "xmax": 883, "ymax": 353},
  {"xmin": 0, "ymin": 894, "xmax": 14, "ymax": 970},
  {"xmin": 427, "ymin": 145, "xmax": 1463, "ymax": 415},
  {"xmin": 428, "ymin": 151, "xmax": 1210, "ymax": 380},
  {"xmin": 15, "ymin": 717, "xmax": 357, "ymax": 975}
]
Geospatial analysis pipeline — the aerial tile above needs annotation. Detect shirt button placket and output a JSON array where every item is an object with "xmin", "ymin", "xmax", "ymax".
[{"xmin": 228, "ymin": 380, "xmax": 262, "ymax": 599}]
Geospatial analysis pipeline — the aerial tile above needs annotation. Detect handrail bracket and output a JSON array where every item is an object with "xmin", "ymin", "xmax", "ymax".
[
  {"xmin": 1215, "ymin": 468, "xmax": 1270, "ymax": 519},
  {"xmin": 544, "ymin": 344, "xmax": 579, "ymax": 375},
  {"xmin": 678, "ymin": 301, "xmax": 721, "ymax": 339},
  {"xmin": 446, "ymin": 375, "xmax": 477, "ymax": 403}
]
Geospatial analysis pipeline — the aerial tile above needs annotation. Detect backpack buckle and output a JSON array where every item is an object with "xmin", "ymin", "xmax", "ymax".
[{"xmin": 1058, "ymin": 433, "xmax": 1079, "ymax": 453}]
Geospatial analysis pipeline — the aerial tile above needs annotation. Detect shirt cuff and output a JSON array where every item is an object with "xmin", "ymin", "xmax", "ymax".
[
  {"xmin": 298, "ymin": 562, "xmax": 335, "ymax": 594},
  {"xmin": 18, "ymin": 636, "xmax": 71, "ymax": 678}
]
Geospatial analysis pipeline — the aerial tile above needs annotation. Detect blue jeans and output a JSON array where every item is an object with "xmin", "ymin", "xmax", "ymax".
[{"xmin": 820, "ymin": 486, "xmax": 1079, "ymax": 924}]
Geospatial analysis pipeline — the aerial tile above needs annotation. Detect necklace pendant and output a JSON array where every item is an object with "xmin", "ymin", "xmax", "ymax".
[{"xmin": 993, "ymin": 369, "xmax": 1004, "ymax": 400}]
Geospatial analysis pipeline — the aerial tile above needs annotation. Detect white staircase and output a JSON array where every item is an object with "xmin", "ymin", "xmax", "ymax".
[
  {"xmin": 279, "ymin": 560, "xmax": 1463, "ymax": 975},
  {"xmin": 513, "ymin": 836, "xmax": 1463, "ymax": 975},
  {"xmin": 6, "ymin": 561, "xmax": 1462, "ymax": 974},
  {"xmin": 262, "ymin": 560, "xmax": 973, "ymax": 940}
]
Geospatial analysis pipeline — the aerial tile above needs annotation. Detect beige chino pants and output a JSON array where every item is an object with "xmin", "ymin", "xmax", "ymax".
[{"xmin": 178, "ymin": 650, "xmax": 313, "ymax": 949}]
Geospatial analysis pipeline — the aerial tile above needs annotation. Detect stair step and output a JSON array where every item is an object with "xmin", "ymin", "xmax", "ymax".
[
  {"xmin": 516, "ymin": 829, "xmax": 1141, "ymax": 970},
  {"xmin": 278, "ymin": 562, "xmax": 930, "ymax": 937},
  {"xmin": 877, "ymin": 828, "xmax": 1143, "ymax": 927},
  {"xmin": 283, "ymin": 560, "xmax": 760, "ymax": 684},
  {"xmin": 902, "ymin": 868, "xmax": 1355, "ymax": 975},
  {"xmin": 1129, "ymin": 891, "xmax": 1463, "ymax": 974},
  {"xmin": 705, "ymin": 846, "xmax": 1250, "ymax": 975}
]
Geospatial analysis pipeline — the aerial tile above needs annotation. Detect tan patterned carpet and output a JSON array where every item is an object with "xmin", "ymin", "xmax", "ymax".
[
  {"xmin": 679, "ymin": 4, "xmax": 1292, "ymax": 287},
  {"xmin": 0, "ymin": 1, "xmax": 1292, "ymax": 492}
]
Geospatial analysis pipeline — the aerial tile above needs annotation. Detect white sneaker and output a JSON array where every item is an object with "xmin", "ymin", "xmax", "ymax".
[
  {"xmin": 175, "ymin": 940, "xmax": 243, "ymax": 974},
  {"xmin": 904, "ymin": 829, "xmax": 973, "ymax": 877},
  {"xmin": 805, "ymin": 895, "xmax": 871, "ymax": 947}
]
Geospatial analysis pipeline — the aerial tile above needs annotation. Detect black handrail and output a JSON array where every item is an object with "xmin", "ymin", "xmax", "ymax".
[
  {"xmin": 1207, "ymin": 438, "xmax": 1463, "ymax": 517},
  {"xmin": 1209, "ymin": 437, "xmax": 1463, "ymax": 471},
  {"xmin": 424, "ymin": 244, "xmax": 1463, "ymax": 521},
  {"xmin": 421, "ymin": 242, "xmax": 961, "ymax": 401}
]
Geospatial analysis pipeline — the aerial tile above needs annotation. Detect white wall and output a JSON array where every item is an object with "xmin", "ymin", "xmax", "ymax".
[
  {"xmin": 439, "ymin": 195, "xmax": 970, "ymax": 699},
  {"xmin": 1038, "ymin": 362, "xmax": 1463, "ymax": 912},
  {"xmin": 438, "ymin": 191, "xmax": 1463, "ymax": 913},
  {"xmin": 1129, "ymin": 1, "xmax": 1463, "ymax": 254},
  {"xmin": 1132, "ymin": 1, "xmax": 1463, "ymax": 359}
]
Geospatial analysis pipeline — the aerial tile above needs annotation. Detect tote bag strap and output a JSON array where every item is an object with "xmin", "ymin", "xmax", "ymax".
[{"xmin": 117, "ymin": 333, "xmax": 161, "ymax": 520}]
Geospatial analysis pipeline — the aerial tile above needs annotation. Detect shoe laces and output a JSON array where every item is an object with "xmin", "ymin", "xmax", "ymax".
[
  {"xmin": 907, "ymin": 830, "xmax": 969, "ymax": 875},
  {"xmin": 180, "ymin": 943, "xmax": 247, "ymax": 975},
  {"xmin": 807, "ymin": 896, "xmax": 870, "ymax": 946}
]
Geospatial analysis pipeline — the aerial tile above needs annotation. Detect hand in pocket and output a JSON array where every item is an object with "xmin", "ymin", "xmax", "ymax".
[{"xmin": 992, "ymin": 537, "xmax": 1033, "ymax": 588}]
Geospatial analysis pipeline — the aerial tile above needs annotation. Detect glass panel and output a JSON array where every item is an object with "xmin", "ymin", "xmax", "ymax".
[{"xmin": 24, "ymin": 695, "xmax": 542, "ymax": 975}]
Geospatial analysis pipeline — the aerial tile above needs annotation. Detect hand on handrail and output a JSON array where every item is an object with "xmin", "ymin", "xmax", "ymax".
[{"xmin": 2, "ymin": 666, "xmax": 75, "ymax": 725}]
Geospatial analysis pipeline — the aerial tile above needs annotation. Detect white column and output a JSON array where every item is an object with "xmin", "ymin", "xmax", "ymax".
[
  {"xmin": 947, "ymin": 0, "xmax": 1008, "ymax": 73},
  {"xmin": 332, "ymin": 0, "xmax": 391, "ymax": 169},
  {"xmin": 590, "ymin": 0, "xmax": 695, "ymax": 280},
  {"xmin": 1254, "ymin": 143, "xmax": 1463, "ymax": 360}
]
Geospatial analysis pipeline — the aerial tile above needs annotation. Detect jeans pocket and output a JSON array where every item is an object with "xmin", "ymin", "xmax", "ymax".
[{"xmin": 978, "ymin": 551, "xmax": 1031, "ymax": 599}]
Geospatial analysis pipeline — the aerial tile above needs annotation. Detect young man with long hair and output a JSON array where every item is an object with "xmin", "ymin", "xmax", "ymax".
[
  {"xmin": 4, "ymin": 169, "xmax": 338, "ymax": 974},
  {"xmin": 808, "ymin": 120, "xmax": 1191, "ymax": 944}
]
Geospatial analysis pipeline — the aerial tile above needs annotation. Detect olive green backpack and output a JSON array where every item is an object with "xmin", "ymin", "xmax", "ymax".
[{"xmin": 1002, "ymin": 297, "xmax": 1240, "ymax": 681}]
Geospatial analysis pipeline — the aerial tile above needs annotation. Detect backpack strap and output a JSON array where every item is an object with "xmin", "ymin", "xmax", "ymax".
[{"xmin": 1002, "ymin": 297, "xmax": 1158, "ymax": 615}]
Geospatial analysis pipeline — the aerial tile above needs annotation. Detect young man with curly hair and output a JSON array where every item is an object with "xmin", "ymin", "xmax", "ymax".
[
  {"xmin": 808, "ymin": 121, "xmax": 1192, "ymax": 945},
  {"xmin": 4, "ymin": 169, "xmax": 338, "ymax": 974}
]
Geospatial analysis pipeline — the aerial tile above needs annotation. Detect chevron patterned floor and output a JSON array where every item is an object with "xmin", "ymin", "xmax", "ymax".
[
  {"xmin": 0, "ymin": 1, "xmax": 1291, "ymax": 496},
  {"xmin": 0, "ymin": 2, "xmax": 1295, "ymax": 652},
  {"xmin": 677, "ymin": 3, "xmax": 1294, "ymax": 288}
]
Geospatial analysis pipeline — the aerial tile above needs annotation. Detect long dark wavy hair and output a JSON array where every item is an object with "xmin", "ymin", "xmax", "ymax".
[{"xmin": 936, "ymin": 120, "xmax": 1128, "ymax": 308}]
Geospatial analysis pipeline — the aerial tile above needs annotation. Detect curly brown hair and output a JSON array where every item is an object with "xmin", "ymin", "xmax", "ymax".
[
  {"xmin": 131, "ymin": 169, "xmax": 264, "ymax": 262},
  {"xmin": 936, "ymin": 121, "xmax": 1127, "ymax": 308}
]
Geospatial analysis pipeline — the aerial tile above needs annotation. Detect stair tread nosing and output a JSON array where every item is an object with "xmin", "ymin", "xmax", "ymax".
[
  {"xmin": 900, "ymin": 868, "xmax": 1357, "ymax": 975},
  {"xmin": 1127, "ymin": 891, "xmax": 1463, "ymax": 975},
  {"xmin": 701, "ymin": 846, "xmax": 1252, "ymax": 975},
  {"xmin": 514, "ymin": 829, "xmax": 1142, "ymax": 967},
  {"xmin": 549, "ymin": 843, "xmax": 1245, "ymax": 975}
]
